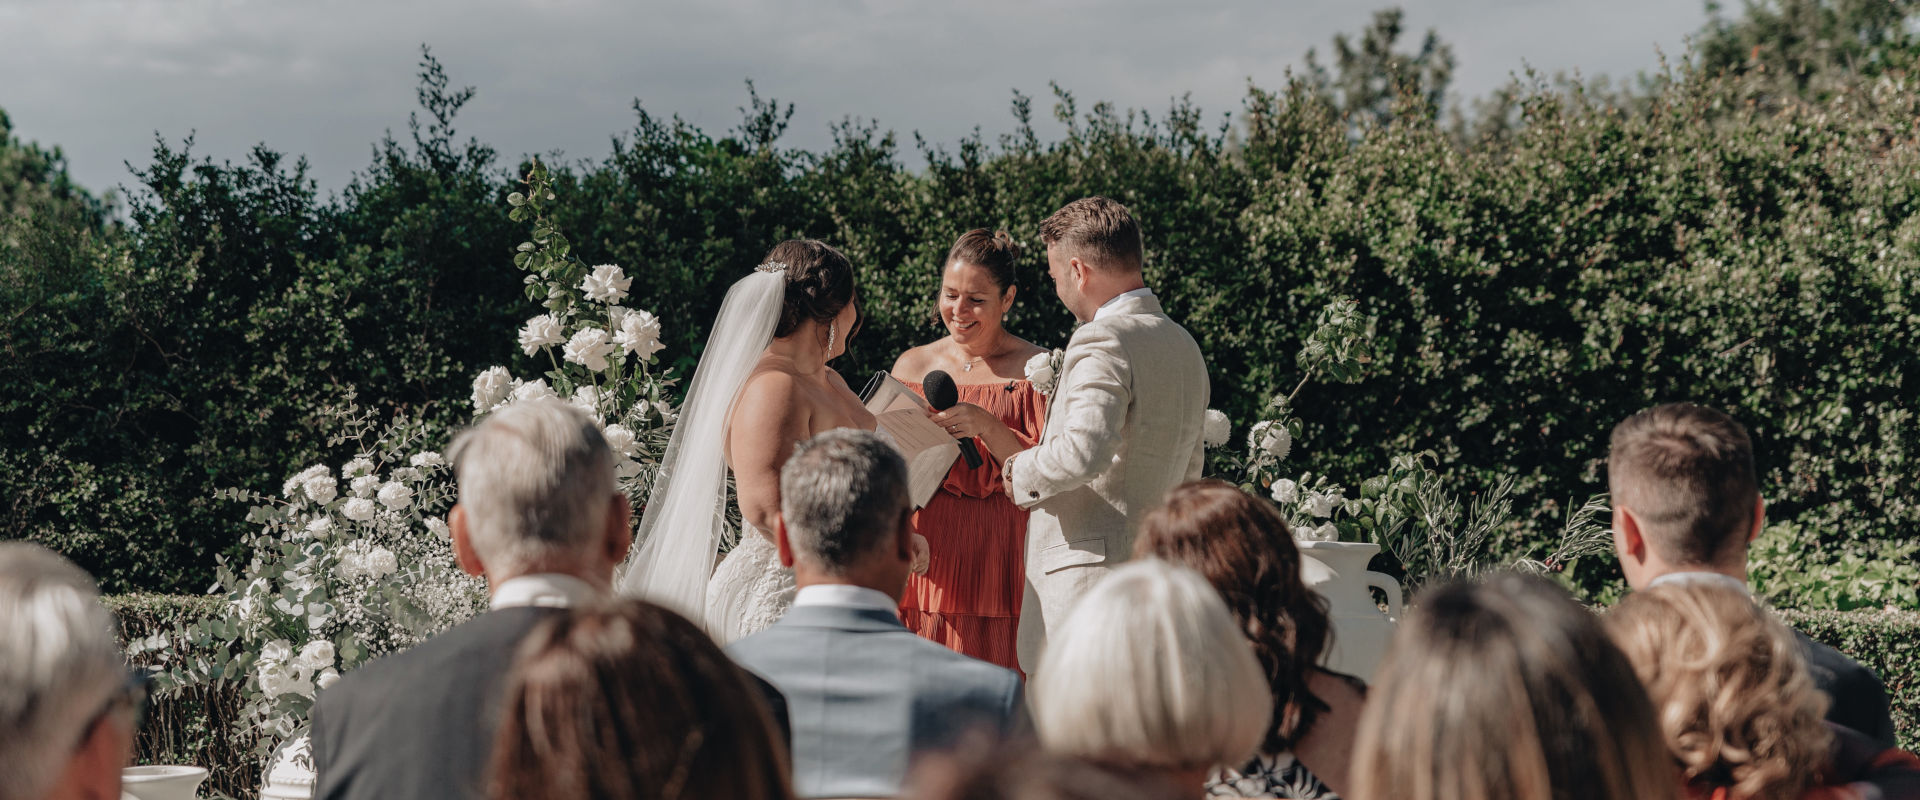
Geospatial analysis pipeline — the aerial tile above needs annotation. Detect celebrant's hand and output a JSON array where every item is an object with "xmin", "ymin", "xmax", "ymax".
[
  {"xmin": 928, "ymin": 403, "xmax": 996, "ymax": 441},
  {"xmin": 909, "ymin": 533, "xmax": 930, "ymax": 574}
]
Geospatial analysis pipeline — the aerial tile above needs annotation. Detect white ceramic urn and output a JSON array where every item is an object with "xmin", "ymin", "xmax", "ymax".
[
  {"xmin": 260, "ymin": 733, "xmax": 316, "ymax": 800},
  {"xmin": 121, "ymin": 765, "xmax": 208, "ymax": 800},
  {"xmin": 1296, "ymin": 540, "xmax": 1403, "ymax": 682}
]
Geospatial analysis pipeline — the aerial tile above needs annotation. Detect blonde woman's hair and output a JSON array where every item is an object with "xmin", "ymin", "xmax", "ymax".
[
  {"xmin": 1605, "ymin": 582, "xmax": 1831, "ymax": 800},
  {"xmin": 1030, "ymin": 560, "xmax": 1271, "ymax": 772},
  {"xmin": 1350, "ymin": 573, "xmax": 1678, "ymax": 800}
]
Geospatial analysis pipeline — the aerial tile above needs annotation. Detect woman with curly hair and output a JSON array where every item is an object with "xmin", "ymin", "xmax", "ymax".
[
  {"xmin": 1606, "ymin": 582, "xmax": 1920, "ymax": 800},
  {"xmin": 1134, "ymin": 479, "xmax": 1364, "ymax": 799}
]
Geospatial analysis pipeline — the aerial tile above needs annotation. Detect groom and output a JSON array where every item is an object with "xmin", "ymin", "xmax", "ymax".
[{"xmin": 1002, "ymin": 196, "xmax": 1210, "ymax": 673}]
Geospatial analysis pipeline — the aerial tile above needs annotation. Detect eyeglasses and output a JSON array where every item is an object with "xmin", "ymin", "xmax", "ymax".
[{"xmin": 74, "ymin": 668, "xmax": 152, "ymax": 750}]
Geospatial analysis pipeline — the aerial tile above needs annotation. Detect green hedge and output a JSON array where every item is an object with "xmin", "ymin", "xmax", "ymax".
[{"xmin": 1781, "ymin": 608, "xmax": 1920, "ymax": 750}]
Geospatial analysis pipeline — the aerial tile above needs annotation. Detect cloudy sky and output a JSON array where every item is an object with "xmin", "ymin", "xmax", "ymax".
[{"xmin": 2, "ymin": 0, "xmax": 1709, "ymax": 198}]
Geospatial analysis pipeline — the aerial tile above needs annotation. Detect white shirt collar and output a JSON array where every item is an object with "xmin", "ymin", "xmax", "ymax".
[
  {"xmin": 1646, "ymin": 571, "xmax": 1751, "ymax": 595},
  {"xmin": 1093, "ymin": 287, "xmax": 1156, "ymax": 321},
  {"xmin": 793, "ymin": 584, "xmax": 900, "ymax": 616},
  {"xmin": 490, "ymin": 573, "xmax": 602, "ymax": 611}
]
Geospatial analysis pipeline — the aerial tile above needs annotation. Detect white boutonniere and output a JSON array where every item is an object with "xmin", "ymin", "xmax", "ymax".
[{"xmin": 1025, "ymin": 348, "xmax": 1064, "ymax": 395}]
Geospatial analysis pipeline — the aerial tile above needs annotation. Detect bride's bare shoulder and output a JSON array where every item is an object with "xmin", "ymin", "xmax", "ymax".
[{"xmin": 736, "ymin": 366, "xmax": 804, "ymax": 411}]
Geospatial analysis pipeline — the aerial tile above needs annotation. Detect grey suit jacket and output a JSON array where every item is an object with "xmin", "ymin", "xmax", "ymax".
[{"xmin": 729, "ymin": 604, "xmax": 1029, "ymax": 799}]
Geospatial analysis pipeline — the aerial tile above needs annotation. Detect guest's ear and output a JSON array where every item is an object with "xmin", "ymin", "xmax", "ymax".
[
  {"xmin": 775, "ymin": 515, "xmax": 796, "ymax": 568},
  {"xmin": 1747, "ymin": 497, "xmax": 1766, "ymax": 543},
  {"xmin": 450, "ymin": 505, "xmax": 485, "ymax": 578},
  {"xmin": 1615, "ymin": 505, "xmax": 1647, "ymax": 564},
  {"xmin": 603, "ymin": 493, "xmax": 633, "ymax": 566}
]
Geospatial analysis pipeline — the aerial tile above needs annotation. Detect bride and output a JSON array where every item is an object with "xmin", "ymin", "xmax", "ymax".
[{"xmin": 619, "ymin": 240, "xmax": 922, "ymax": 642}]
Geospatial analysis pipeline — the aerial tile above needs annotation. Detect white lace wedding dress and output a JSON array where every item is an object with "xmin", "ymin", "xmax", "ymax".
[{"xmin": 705, "ymin": 526, "xmax": 798, "ymax": 643}]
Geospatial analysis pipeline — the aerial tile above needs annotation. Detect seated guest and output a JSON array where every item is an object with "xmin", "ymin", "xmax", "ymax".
[
  {"xmin": 731, "ymin": 429, "xmax": 1027, "ymax": 800},
  {"xmin": 1608, "ymin": 403, "xmax": 1896, "ymax": 746},
  {"xmin": 490, "ymin": 599, "xmax": 794, "ymax": 800},
  {"xmin": 0, "ymin": 543, "xmax": 145, "ymax": 800},
  {"xmin": 1135, "ymin": 479, "xmax": 1364, "ymax": 799},
  {"xmin": 1606, "ymin": 582, "xmax": 1920, "ymax": 800},
  {"xmin": 313, "ymin": 400, "xmax": 787, "ymax": 800},
  {"xmin": 1029, "ymin": 559, "xmax": 1272, "ymax": 797},
  {"xmin": 905, "ymin": 738, "xmax": 1188, "ymax": 800},
  {"xmin": 1349, "ymin": 573, "xmax": 1677, "ymax": 800}
]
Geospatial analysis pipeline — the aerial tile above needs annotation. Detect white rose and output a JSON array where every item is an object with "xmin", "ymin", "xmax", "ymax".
[
  {"xmin": 368, "ymin": 547, "xmax": 399, "ymax": 578},
  {"xmin": 580, "ymin": 264, "xmax": 632, "ymax": 304},
  {"xmin": 1202, "ymin": 409, "xmax": 1231, "ymax": 448},
  {"xmin": 1305, "ymin": 490, "xmax": 1344, "ymax": 519},
  {"xmin": 376, "ymin": 481, "xmax": 413, "ymax": 511},
  {"xmin": 350, "ymin": 475, "xmax": 380, "ymax": 498},
  {"xmin": 389, "ymin": 467, "xmax": 421, "ymax": 484},
  {"xmin": 1313, "ymin": 522, "xmax": 1339, "ymax": 541},
  {"xmin": 471, "ymin": 366, "xmax": 513, "ymax": 413},
  {"xmin": 602, "ymin": 424, "xmax": 637, "ymax": 458},
  {"xmin": 297, "ymin": 640, "xmax": 336, "ymax": 671},
  {"xmin": 518, "ymin": 314, "xmax": 565, "ymax": 356},
  {"xmin": 612, "ymin": 309, "xmax": 665, "ymax": 360},
  {"xmin": 1270, "ymin": 478, "xmax": 1299, "ymax": 505},
  {"xmin": 571, "ymin": 385, "xmax": 603, "ymax": 416},
  {"xmin": 409, "ymin": 451, "xmax": 444, "ymax": 468},
  {"xmin": 425, "ymin": 517, "xmax": 451, "ymax": 540},
  {"xmin": 284, "ymin": 465, "xmax": 328, "ymax": 498},
  {"xmin": 509, "ymin": 379, "xmax": 558, "ymax": 405},
  {"xmin": 306, "ymin": 516, "xmax": 332, "ymax": 541},
  {"xmin": 260, "ymin": 639, "xmax": 294, "ymax": 665},
  {"xmin": 316, "ymin": 668, "xmax": 341, "ymax": 691},
  {"xmin": 258, "ymin": 663, "xmax": 291, "ymax": 697},
  {"xmin": 303, "ymin": 476, "xmax": 337, "ymax": 505},
  {"xmin": 563, "ymin": 327, "xmax": 617, "ymax": 372},
  {"xmin": 1249, "ymin": 421, "xmax": 1293, "ymax": 462},
  {"xmin": 342, "ymin": 457, "xmax": 376, "ymax": 479},
  {"xmin": 1024, "ymin": 351, "xmax": 1059, "ymax": 395},
  {"xmin": 342, "ymin": 498, "xmax": 377, "ymax": 522},
  {"xmin": 607, "ymin": 305, "xmax": 631, "ymax": 328},
  {"xmin": 653, "ymin": 400, "xmax": 678, "ymax": 424}
]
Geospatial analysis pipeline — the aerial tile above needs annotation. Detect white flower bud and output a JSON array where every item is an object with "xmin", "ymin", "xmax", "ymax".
[{"xmin": 1202, "ymin": 409, "xmax": 1231, "ymax": 448}]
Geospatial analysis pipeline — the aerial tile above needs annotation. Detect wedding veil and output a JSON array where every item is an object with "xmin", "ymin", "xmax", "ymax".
[{"xmin": 617, "ymin": 268, "xmax": 787, "ymax": 620}]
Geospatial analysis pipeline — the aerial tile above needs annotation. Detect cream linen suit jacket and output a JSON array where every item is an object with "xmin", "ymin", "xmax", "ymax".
[{"xmin": 1007, "ymin": 290, "xmax": 1208, "ymax": 672}]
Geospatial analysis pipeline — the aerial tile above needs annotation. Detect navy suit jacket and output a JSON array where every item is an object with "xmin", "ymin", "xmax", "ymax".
[{"xmin": 730, "ymin": 604, "xmax": 1029, "ymax": 799}]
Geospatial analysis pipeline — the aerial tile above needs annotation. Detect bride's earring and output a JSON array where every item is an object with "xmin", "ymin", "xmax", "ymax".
[{"xmin": 826, "ymin": 322, "xmax": 837, "ymax": 356}]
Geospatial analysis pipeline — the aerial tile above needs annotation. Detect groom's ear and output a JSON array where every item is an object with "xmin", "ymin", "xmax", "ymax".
[{"xmin": 1070, "ymin": 257, "xmax": 1093, "ymax": 290}]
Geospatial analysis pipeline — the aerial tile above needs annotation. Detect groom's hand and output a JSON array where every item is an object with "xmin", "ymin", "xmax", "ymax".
[{"xmin": 909, "ymin": 533, "xmax": 931, "ymax": 575}]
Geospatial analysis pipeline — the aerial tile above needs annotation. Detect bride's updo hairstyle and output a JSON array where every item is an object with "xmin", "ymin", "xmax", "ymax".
[
  {"xmin": 765, "ymin": 239, "xmax": 858, "ymax": 339},
  {"xmin": 945, "ymin": 228, "xmax": 1021, "ymax": 293}
]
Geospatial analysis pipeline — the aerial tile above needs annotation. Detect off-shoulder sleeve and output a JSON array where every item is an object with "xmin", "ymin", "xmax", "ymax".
[{"xmin": 906, "ymin": 380, "xmax": 1048, "ymax": 500}]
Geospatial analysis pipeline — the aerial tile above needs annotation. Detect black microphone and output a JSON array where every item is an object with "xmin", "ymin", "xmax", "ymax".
[{"xmin": 923, "ymin": 370, "xmax": 985, "ymax": 469}]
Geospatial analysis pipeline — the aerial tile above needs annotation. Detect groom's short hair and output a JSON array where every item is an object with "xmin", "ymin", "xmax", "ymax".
[
  {"xmin": 1041, "ymin": 196, "xmax": 1144, "ymax": 273},
  {"xmin": 1607, "ymin": 403, "xmax": 1759, "ymax": 566},
  {"xmin": 780, "ymin": 429, "xmax": 910, "ymax": 572}
]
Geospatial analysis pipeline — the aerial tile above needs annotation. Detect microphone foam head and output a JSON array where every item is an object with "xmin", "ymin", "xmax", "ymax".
[{"xmin": 923, "ymin": 370, "xmax": 959, "ymax": 410}]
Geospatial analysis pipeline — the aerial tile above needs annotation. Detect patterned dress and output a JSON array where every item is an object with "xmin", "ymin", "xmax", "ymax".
[
  {"xmin": 1207, "ymin": 671, "xmax": 1366, "ymax": 799},
  {"xmin": 898, "ymin": 379, "xmax": 1047, "ymax": 673}
]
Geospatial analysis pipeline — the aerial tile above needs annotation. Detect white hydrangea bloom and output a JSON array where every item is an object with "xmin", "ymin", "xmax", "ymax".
[
  {"xmin": 376, "ymin": 481, "xmax": 413, "ymax": 511},
  {"xmin": 1270, "ymin": 478, "xmax": 1299, "ymax": 505},
  {"xmin": 471, "ymin": 366, "xmax": 513, "ymax": 413},
  {"xmin": 563, "ymin": 327, "xmax": 617, "ymax": 372},
  {"xmin": 342, "ymin": 498, "xmax": 377, "ymax": 522},
  {"xmin": 518, "ymin": 314, "xmax": 565, "ymax": 356},
  {"xmin": 603, "ymin": 424, "xmax": 637, "ymax": 458},
  {"xmin": 613, "ymin": 309, "xmax": 665, "ymax": 360},
  {"xmin": 297, "ymin": 640, "xmax": 335, "ymax": 671},
  {"xmin": 580, "ymin": 264, "xmax": 632, "ymax": 304},
  {"xmin": 350, "ymin": 475, "xmax": 380, "ymax": 498},
  {"xmin": 509, "ymin": 379, "xmax": 558, "ymax": 405},
  {"xmin": 409, "ymin": 451, "xmax": 444, "ymax": 469},
  {"xmin": 425, "ymin": 517, "xmax": 450, "ymax": 540},
  {"xmin": 342, "ymin": 457, "xmax": 377, "ymax": 480},
  {"xmin": 306, "ymin": 516, "xmax": 332, "ymax": 541},
  {"xmin": 1202, "ymin": 409, "xmax": 1231, "ymax": 448},
  {"xmin": 1249, "ymin": 421, "xmax": 1292, "ymax": 462},
  {"xmin": 303, "ymin": 476, "xmax": 337, "ymax": 505}
]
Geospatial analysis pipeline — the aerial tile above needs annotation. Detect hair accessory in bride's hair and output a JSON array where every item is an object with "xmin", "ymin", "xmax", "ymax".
[{"xmin": 754, "ymin": 261, "xmax": 792, "ymax": 277}]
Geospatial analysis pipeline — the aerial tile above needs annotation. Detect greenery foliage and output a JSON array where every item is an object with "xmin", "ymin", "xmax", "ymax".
[
  {"xmin": 1779, "ymin": 607, "xmax": 1920, "ymax": 749},
  {"xmin": 4, "ymin": 8, "xmax": 1918, "ymax": 608}
]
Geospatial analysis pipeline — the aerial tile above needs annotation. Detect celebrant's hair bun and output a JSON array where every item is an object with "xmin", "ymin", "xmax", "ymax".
[
  {"xmin": 945, "ymin": 228, "xmax": 1021, "ymax": 293},
  {"xmin": 763, "ymin": 239, "xmax": 856, "ymax": 339}
]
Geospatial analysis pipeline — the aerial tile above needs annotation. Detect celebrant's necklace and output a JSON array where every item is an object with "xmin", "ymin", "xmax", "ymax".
[{"xmin": 961, "ymin": 355, "xmax": 984, "ymax": 372}]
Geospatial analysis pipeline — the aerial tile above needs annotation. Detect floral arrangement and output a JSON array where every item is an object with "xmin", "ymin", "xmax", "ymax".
[
  {"xmin": 1024, "ymin": 348, "xmax": 1063, "ymax": 395},
  {"xmin": 130, "ymin": 159, "xmax": 682, "ymax": 757}
]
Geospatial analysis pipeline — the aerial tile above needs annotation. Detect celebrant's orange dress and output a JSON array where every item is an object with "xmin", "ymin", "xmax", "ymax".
[{"xmin": 900, "ymin": 378, "xmax": 1047, "ymax": 673}]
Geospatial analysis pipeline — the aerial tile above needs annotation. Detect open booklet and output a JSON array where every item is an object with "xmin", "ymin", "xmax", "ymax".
[{"xmin": 859, "ymin": 371, "xmax": 962, "ymax": 508}]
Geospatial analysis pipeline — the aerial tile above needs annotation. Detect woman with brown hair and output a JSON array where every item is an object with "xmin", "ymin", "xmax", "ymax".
[
  {"xmin": 489, "ymin": 599, "xmax": 794, "ymax": 800},
  {"xmin": 1134, "ymin": 479, "xmax": 1363, "ymax": 799},
  {"xmin": 1349, "ymin": 572, "xmax": 1678, "ymax": 800},
  {"xmin": 1605, "ymin": 582, "xmax": 1920, "ymax": 800},
  {"xmin": 891, "ymin": 229, "xmax": 1048, "ymax": 671}
]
